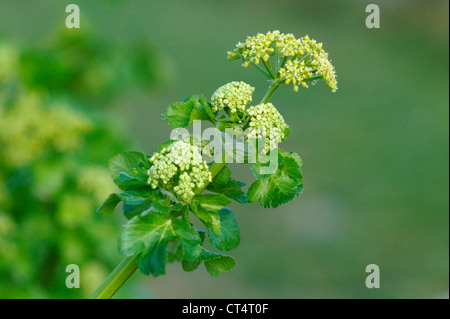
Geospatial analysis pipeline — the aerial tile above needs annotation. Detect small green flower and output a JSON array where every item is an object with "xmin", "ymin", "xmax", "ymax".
[
  {"xmin": 147, "ymin": 139, "xmax": 212, "ymax": 203},
  {"xmin": 228, "ymin": 31, "xmax": 338, "ymax": 92},
  {"xmin": 246, "ymin": 103, "xmax": 289, "ymax": 154},
  {"xmin": 211, "ymin": 81, "xmax": 255, "ymax": 116}
]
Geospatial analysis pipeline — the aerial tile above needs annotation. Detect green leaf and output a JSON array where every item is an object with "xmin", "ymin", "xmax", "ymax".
[
  {"xmin": 212, "ymin": 166, "xmax": 232, "ymax": 186},
  {"xmin": 194, "ymin": 193, "xmax": 231, "ymax": 211},
  {"xmin": 123, "ymin": 201, "xmax": 152, "ymax": 220},
  {"xmin": 118, "ymin": 213, "xmax": 174, "ymax": 256},
  {"xmin": 206, "ymin": 166, "xmax": 247, "ymax": 203},
  {"xmin": 117, "ymin": 167, "xmax": 149, "ymax": 190},
  {"xmin": 203, "ymin": 251, "xmax": 236, "ymax": 277},
  {"xmin": 109, "ymin": 151, "xmax": 150, "ymax": 190},
  {"xmin": 208, "ymin": 208, "xmax": 240, "ymax": 251},
  {"xmin": 118, "ymin": 213, "xmax": 202, "ymax": 276},
  {"xmin": 207, "ymin": 179, "xmax": 247, "ymax": 204},
  {"xmin": 117, "ymin": 188, "xmax": 156, "ymax": 206},
  {"xmin": 96, "ymin": 193, "xmax": 120, "ymax": 215},
  {"xmin": 157, "ymin": 139, "xmax": 177, "ymax": 152},
  {"xmin": 247, "ymin": 149, "xmax": 304, "ymax": 208},
  {"xmin": 190, "ymin": 203, "xmax": 221, "ymax": 234},
  {"xmin": 137, "ymin": 240, "xmax": 168, "ymax": 276},
  {"xmin": 171, "ymin": 219, "xmax": 203, "ymax": 260},
  {"xmin": 162, "ymin": 94, "xmax": 215, "ymax": 128},
  {"xmin": 182, "ymin": 248, "xmax": 236, "ymax": 277}
]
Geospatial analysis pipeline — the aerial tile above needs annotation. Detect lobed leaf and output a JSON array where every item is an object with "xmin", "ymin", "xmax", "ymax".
[
  {"xmin": 118, "ymin": 212, "xmax": 202, "ymax": 276},
  {"xmin": 208, "ymin": 208, "xmax": 240, "ymax": 251},
  {"xmin": 162, "ymin": 94, "xmax": 216, "ymax": 128},
  {"xmin": 181, "ymin": 248, "xmax": 237, "ymax": 277},
  {"xmin": 247, "ymin": 149, "xmax": 304, "ymax": 208}
]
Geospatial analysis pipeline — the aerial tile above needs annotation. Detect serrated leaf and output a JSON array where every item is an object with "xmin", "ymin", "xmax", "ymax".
[
  {"xmin": 190, "ymin": 203, "xmax": 221, "ymax": 234},
  {"xmin": 117, "ymin": 188, "xmax": 156, "ymax": 206},
  {"xmin": 137, "ymin": 240, "xmax": 168, "ymax": 276},
  {"xmin": 162, "ymin": 94, "xmax": 215, "ymax": 128},
  {"xmin": 206, "ymin": 166, "xmax": 247, "ymax": 203},
  {"xmin": 208, "ymin": 208, "xmax": 240, "ymax": 251},
  {"xmin": 194, "ymin": 193, "xmax": 231, "ymax": 211},
  {"xmin": 181, "ymin": 248, "xmax": 236, "ymax": 277},
  {"xmin": 118, "ymin": 213, "xmax": 201, "ymax": 276},
  {"xmin": 123, "ymin": 201, "xmax": 152, "ymax": 220},
  {"xmin": 207, "ymin": 179, "xmax": 247, "ymax": 204},
  {"xmin": 157, "ymin": 139, "xmax": 178, "ymax": 152},
  {"xmin": 117, "ymin": 167, "xmax": 149, "ymax": 190},
  {"xmin": 247, "ymin": 149, "xmax": 304, "ymax": 208},
  {"xmin": 203, "ymin": 252, "xmax": 236, "ymax": 277},
  {"xmin": 118, "ymin": 213, "xmax": 175, "ymax": 256},
  {"xmin": 109, "ymin": 151, "xmax": 150, "ymax": 190},
  {"xmin": 171, "ymin": 219, "xmax": 203, "ymax": 260},
  {"xmin": 96, "ymin": 193, "xmax": 121, "ymax": 215}
]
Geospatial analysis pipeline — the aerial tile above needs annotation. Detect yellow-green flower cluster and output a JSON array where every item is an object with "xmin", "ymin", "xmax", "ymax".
[
  {"xmin": 228, "ymin": 31, "xmax": 338, "ymax": 92},
  {"xmin": 0, "ymin": 92, "xmax": 92, "ymax": 167},
  {"xmin": 279, "ymin": 36, "xmax": 337, "ymax": 92},
  {"xmin": 211, "ymin": 81, "xmax": 255, "ymax": 114},
  {"xmin": 246, "ymin": 103, "xmax": 289, "ymax": 154},
  {"xmin": 147, "ymin": 139, "xmax": 212, "ymax": 203}
]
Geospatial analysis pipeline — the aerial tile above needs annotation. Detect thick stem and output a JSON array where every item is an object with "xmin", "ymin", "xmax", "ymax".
[{"xmin": 89, "ymin": 255, "xmax": 138, "ymax": 299}]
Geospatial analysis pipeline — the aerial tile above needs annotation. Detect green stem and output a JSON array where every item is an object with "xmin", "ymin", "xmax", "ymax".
[
  {"xmin": 89, "ymin": 255, "xmax": 138, "ymax": 299},
  {"xmin": 262, "ymin": 60, "xmax": 276, "ymax": 79},
  {"xmin": 260, "ymin": 81, "xmax": 280, "ymax": 104},
  {"xmin": 251, "ymin": 62, "xmax": 272, "ymax": 79}
]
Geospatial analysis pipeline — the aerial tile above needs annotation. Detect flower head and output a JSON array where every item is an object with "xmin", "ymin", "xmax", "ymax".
[
  {"xmin": 228, "ymin": 31, "xmax": 338, "ymax": 92},
  {"xmin": 211, "ymin": 81, "xmax": 255, "ymax": 115},
  {"xmin": 147, "ymin": 139, "xmax": 212, "ymax": 203},
  {"xmin": 246, "ymin": 103, "xmax": 289, "ymax": 154}
]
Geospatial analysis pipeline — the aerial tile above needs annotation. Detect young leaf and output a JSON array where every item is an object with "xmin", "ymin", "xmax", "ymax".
[
  {"xmin": 118, "ymin": 213, "xmax": 175, "ymax": 256},
  {"xmin": 109, "ymin": 151, "xmax": 150, "ymax": 190},
  {"xmin": 109, "ymin": 151, "xmax": 148, "ymax": 181},
  {"xmin": 171, "ymin": 219, "xmax": 203, "ymax": 261},
  {"xmin": 194, "ymin": 193, "xmax": 231, "ymax": 211},
  {"xmin": 190, "ymin": 202, "xmax": 221, "ymax": 234},
  {"xmin": 137, "ymin": 240, "xmax": 168, "ymax": 276},
  {"xmin": 96, "ymin": 193, "xmax": 121, "ymax": 215},
  {"xmin": 123, "ymin": 201, "xmax": 152, "ymax": 220},
  {"xmin": 206, "ymin": 166, "xmax": 247, "ymax": 203},
  {"xmin": 247, "ymin": 149, "xmax": 304, "ymax": 208},
  {"xmin": 162, "ymin": 94, "xmax": 215, "ymax": 128},
  {"xmin": 207, "ymin": 179, "xmax": 247, "ymax": 204},
  {"xmin": 117, "ymin": 167, "xmax": 149, "ymax": 190},
  {"xmin": 117, "ymin": 188, "xmax": 157, "ymax": 206},
  {"xmin": 203, "ymin": 251, "xmax": 237, "ymax": 277},
  {"xmin": 118, "ymin": 213, "xmax": 202, "ymax": 276},
  {"xmin": 208, "ymin": 208, "xmax": 240, "ymax": 251},
  {"xmin": 181, "ymin": 248, "xmax": 237, "ymax": 277}
]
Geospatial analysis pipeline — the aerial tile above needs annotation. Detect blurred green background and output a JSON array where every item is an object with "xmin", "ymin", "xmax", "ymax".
[{"xmin": 0, "ymin": 0, "xmax": 448, "ymax": 298}]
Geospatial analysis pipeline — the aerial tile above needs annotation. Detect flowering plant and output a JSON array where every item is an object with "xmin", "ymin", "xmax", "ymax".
[{"xmin": 90, "ymin": 31, "xmax": 337, "ymax": 298}]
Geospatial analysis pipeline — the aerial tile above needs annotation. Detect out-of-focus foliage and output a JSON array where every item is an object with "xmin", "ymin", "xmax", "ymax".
[{"xmin": 0, "ymin": 27, "xmax": 164, "ymax": 298}]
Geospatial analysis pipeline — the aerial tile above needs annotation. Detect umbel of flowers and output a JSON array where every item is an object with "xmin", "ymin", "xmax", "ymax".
[
  {"xmin": 147, "ymin": 139, "xmax": 212, "ymax": 203},
  {"xmin": 228, "ymin": 30, "xmax": 338, "ymax": 92}
]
